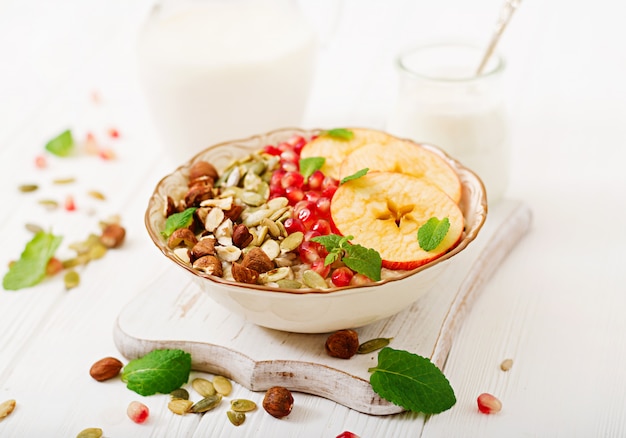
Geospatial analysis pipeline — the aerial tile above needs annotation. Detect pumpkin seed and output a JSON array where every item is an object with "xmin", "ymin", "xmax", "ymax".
[
  {"xmin": 76, "ymin": 428, "xmax": 102, "ymax": 438},
  {"xmin": 18, "ymin": 184, "xmax": 38, "ymax": 193},
  {"xmin": 190, "ymin": 394, "xmax": 222, "ymax": 413},
  {"xmin": 242, "ymin": 209, "xmax": 272, "ymax": 227},
  {"xmin": 248, "ymin": 160, "xmax": 266, "ymax": 175},
  {"xmin": 87, "ymin": 190, "xmax": 106, "ymax": 201},
  {"xmin": 88, "ymin": 243, "xmax": 107, "ymax": 260},
  {"xmin": 280, "ymin": 231, "xmax": 304, "ymax": 252},
  {"xmin": 192, "ymin": 378, "xmax": 216, "ymax": 397},
  {"xmin": 268, "ymin": 206, "xmax": 290, "ymax": 222},
  {"xmin": 357, "ymin": 337, "xmax": 393, "ymax": 354},
  {"xmin": 53, "ymin": 177, "xmax": 76, "ymax": 184},
  {"xmin": 254, "ymin": 225, "xmax": 269, "ymax": 246},
  {"xmin": 276, "ymin": 279, "xmax": 302, "ymax": 289},
  {"xmin": 0, "ymin": 399, "xmax": 16, "ymax": 420},
  {"xmin": 266, "ymin": 196, "xmax": 288, "ymax": 211},
  {"xmin": 25, "ymin": 223, "xmax": 43, "ymax": 234},
  {"xmin": 64, "ymin": 270, "xmax": 80, "ymax": 290},
  {"xmin": 225, "ymin": 166, "xmax": 241, "ymax": 187},
  {"xmin": 243, "ymin": 171, "xmax": 263, "ymax": 191},
  {"xmin": 302, "ymin": 269, "xmax": 329, "ymax": 289},
  {"xmin": 260, "ymin": 218, "xmax": 281, "ymax": 238},
  {"xmin": 170, "ymin": 388, "xmax": 190, "ymax": 400},
  {"xmin": 168, "ymin": 399, "xmax": 193, "ymax": 415},
  {"xmin": 259, "ymin": 267, "xmax": 291, "ymax": 284},
  {"xmin": 230, "ymin": 399, "xmax": 257, "ymax": 412},
  {"xmin": 227, "ymin": 410, "xmax": 246, "ymax": 426},
  {"xmin": 240, "ymin": 190, "xmax": 265, "ymax": 207},
  {"xmin": 212, "ymin": 375, "xmax": 232, "ymax": 396},
  {"xmin": 38, "ymin": 199, "xmax": 58, "ymax": 210}
]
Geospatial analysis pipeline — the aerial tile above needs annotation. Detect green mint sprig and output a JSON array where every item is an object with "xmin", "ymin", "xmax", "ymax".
[
  {"xmin": 368, "ymin": 347, "xmax": 456, "ymax": 414},
  {"xmin": 311, "ymin": 234, "xmax": 381, "ymax": 281},
  {"xmin": 299, "ymin": 156, "xmax": 325, "ymax": 179},
  {"xmin": 340, "ymin": 168, "xmax": 369, "ymax": 185},
  {"xmin": 45, "ymin": 129, "xmax": 75, "ymax": 157},
  {"xmin": 161, "ymin": 207, "xmax": 197, "ymax": 238},
  {"xmin": 122, "ymin": 349, "xmax": 192, "ymax": 396},
  {"xmin": 324, "ymin": 128, "xmax": 354, "ymax": 141},
  {"xmin": 3, "ymin": 231, "xmax": 63, "ymax": 291},
  {"xmin": 417, "ymin": 217, "xmax": 450, "ymax": 251}
]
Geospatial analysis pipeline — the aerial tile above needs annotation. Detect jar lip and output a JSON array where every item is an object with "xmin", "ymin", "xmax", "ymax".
[{"xmin": 396, "ymin": 41, "xmax": 506, "ymax": 83}]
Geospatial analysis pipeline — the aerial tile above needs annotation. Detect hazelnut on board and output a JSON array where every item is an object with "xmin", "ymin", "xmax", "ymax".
[
  {"xmin": 100, "ymin": 223, "xmax": 126, "ymax": 249},
  {"xmin": 242, "ymin": 247, "xmax": 274, "ymax": 273},
  {"xmin": 262, "ymin": 386, "xmax": 294, "ymax": 419},
  {"xmin": 231, "ymin": 262, "xmax": 260, "ymax": 284},
  {"xmin": 325, "ymin": 329, "xmax": 359, "ymax": 359}
]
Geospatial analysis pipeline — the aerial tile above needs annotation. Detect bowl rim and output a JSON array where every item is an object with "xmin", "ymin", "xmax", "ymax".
[{"xmin": 145, "ymin": 127, "xmax": 488, "ymax": 296}]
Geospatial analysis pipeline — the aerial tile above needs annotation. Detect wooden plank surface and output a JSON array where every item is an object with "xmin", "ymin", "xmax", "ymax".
[{"xmin": 114, "ymin": 200, "xmax": 531, "ymax": 415}]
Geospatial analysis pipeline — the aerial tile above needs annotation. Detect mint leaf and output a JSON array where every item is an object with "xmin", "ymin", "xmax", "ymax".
[
  {"xmin": 122, "ymin": 349, "xmax": 192, "ymax": 396},
  {"xmin": 299, "ymin": 156, "xmax": 325, "ymax": 179},
  {"xmin": 417, "ymin": 217, "xmax": 450, "ymax": 251},
  {"xmin": 3, "ymin": 231, "xmax": 62, "ymax": 290},
  {"xmin": 343, "ymin": 243, "xmax": 381, "ymax": 281},
  {"xmin": 45, "ymin": 129, "xmax": 74, "ymax": 157},
  {"xmin": 340, "ymin": 168, "xmax": 369, "ymax": 185},
  {"xmin": 368, "ymin": 347, "xmax": 456, "ymax": 414},
  {"xmin": 311, "ymin": 234, "xmax": 381, "ymax": 281},
  {"xmin": 161, "ymin": 207, "xmax": 197, "ymax": 238},
  {"xmin": 325, "ymin": 128, "xmax": 354, "ymax": 141}
]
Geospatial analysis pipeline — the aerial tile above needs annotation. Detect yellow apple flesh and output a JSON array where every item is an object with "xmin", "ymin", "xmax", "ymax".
[{"xmin": 331, "ymin": 172, "xmax": 464, "ymax": 270}]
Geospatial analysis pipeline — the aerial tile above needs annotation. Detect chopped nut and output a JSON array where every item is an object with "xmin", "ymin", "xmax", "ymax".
[
  {"xmin": 204, "ymin": 207, "xmax": 225, "ymax": 233},
  {"xmin": 190, "ymin": 238, "xmax": 216, "ymax": 262},
  {"xmin": 168, "ymin": 228, "xmax": 198, "ymax": 249},
  {"xmin": 500, "ymin": 358, "xmax": 513, "ymax": 371},
  {"xmin": 223, "ymin": 204, "xmax": 244, "ymax": 222},
  {"xmin": 231, "ymin": 262, "xmax": 259, "ymax": 284},
  {"xmin": 165, "ymin": 196, "xmax": 179, "ymax": 217},
  {"xmin": 215, "ymin": 245, "xmax": 242, "ymax": 262},
  {"xmin": 193, "ymin": 255, "xmax": 223, "ymax": 276},
  {"xmin": 100, "ymin": 223, "xmax": 126, "ymax": 248},
  {"xmin": 325, "ymin": 329, "xmax": 359, "ymax": 359},
  {"xmin": 232, "ymin": 224, "xmax": 253, "ymax": 248},
  {"xmin": 189, "ymin": 160, "xmax": 219, "ymax": 182},
  {"xmin": 184, "ymin": 183, "xmax": 213, "ymax": 207},
  {"xmin": 0, "ymin": 399, "xmax": 16, "ymax": 421},
  {"xmin": 242, "ymin": 247, "xmax": 274, "ymax": 273}
]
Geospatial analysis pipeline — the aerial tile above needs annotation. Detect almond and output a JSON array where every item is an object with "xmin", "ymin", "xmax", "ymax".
[{"xmin": 89, "ymin": 357, "xmax": 124, "ymax": 382}]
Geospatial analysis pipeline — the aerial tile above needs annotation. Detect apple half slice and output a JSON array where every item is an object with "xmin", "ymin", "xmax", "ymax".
[
  {"xmin": 331, "ymin": 171, "xmax": 464, "ymax": 270},
  {"xmin": 339, "ymin": 139, "xmax": 462, "ymax": 204},
  {"xmin": 300, "ymin": 128, "xmax": 394, "ymax": 179}
]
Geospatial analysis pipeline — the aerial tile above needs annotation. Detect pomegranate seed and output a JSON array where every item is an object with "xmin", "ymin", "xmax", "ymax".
[
  {"xmin": 477, "ymin": 393, "xmax": 502, "ymax": 414},
  {"xmin": 90, "ymin": 90, "xmax": 101, "ymax": 104},
  {"xmin": 280, "ymin": 149, "xmax": 299, "ymax": 164},
  {"xmin": 84, "ymin": 132, "xmax": 99, "ymax": 155},
  {"xmin": 108, "ymin": 127, "xmax": 120, "ymax": 138},
  {"xmin": 307, "ymin": 170, "xmax": 325, "ymax": 190},
  {"xmin": 98, "ymin": 147, "xmax": 116, "ymax": 160},
  {"xmin": 331, "ymin": 267, "xmax": 354, "ymax": 287},
  {"xmin": 298, "ymin": 241, "xmax": 322, "ymax": 264},
  {"xmin": 336, "ymin": 432, "xmax": 360, "ymax": 438},
  {"xmin": 311, "ymin": 258, "xmax": 330, "ymax": 278},
  {"xmin": 289, "ymin": 135, "xmax": 307, "ymax": 153},
  {"xmin": 284, "ymin": 217, "xmax": 305, "ymax": 234},
  {"xmin": 350, "ymin": 273, "xmax": 373, "ymax": 286},
  {"xmin": 64, "ymin": 195, "xmax": 76, "ymax": 211},
  {"xmin": 281, "ymin": 171, "xmax": 304, "ymax": 189},
  {"xmin": 315, "ymin": 197, "xmax": 332, "ymax": 217},
  {"xmin": 281, "ymin": 161, "xmax": 298, "ymax": 173},
  {"xmin": 294, "ymin": 200, "xmax": 316, "ymax": 214},
  {"xmin": 303, "ymin": 230, "xmax": 322, "ymax": 241},
  {"xmin": 270, "ymin": 183, "xmax": 285, "ymax": 197},
  {"xmin": 285, "ymin": 186, "xmax": 304, "ymax": 204},
  {"xmin": 263, "ymin": 145, "xmax": 282, "ymax": 156},
  {"xmin": 304, "ymin": 190, "xmax": 322, "ymax": 203},
  {"xmin": 277, "ymin": 141, "xmax": 293, "ymax": 152},
  {"xmin": 46, "ymin": 257, "xmax": 63, "ymax": 276},
  {"xmin": 127, "ymin": 401, "xmax": 149, "ymax": 423},
  {"xmin": 270, "ymin": 169, "xmax": 286, "ymax": 186},
  {"xmin": 34, "ymin": 155, "xmax": 47, "ymax": 169},
  {"xmin": 297, "ymin": 207, "xmax": 317, "ymax": 229},
  {"xmin": 311, "ymin": 218, "xmax": 331, "ymax": 235},
  {"xmin": 322, "ymin": 176, "xmax": 339, "ymax": 190}
]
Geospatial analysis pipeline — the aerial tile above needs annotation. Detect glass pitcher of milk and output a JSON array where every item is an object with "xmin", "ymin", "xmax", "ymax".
[
  {"xmin": 387, "ymin": 43, "xmax": 509, "ymax": 203},
  {"xmin": 137, "ymin": 0, "xmax": 318, "ymax": 162}
]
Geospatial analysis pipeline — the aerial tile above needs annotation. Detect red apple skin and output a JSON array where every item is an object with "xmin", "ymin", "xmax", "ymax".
[{"xmin": 380, "ymin": 232, "xmax": 463, "ymax": 270}]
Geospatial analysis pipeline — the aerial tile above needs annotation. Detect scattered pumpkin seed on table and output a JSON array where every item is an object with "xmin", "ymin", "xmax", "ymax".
[
  {"xmin": 192, "ymin": 377, "xmax": 216, "ymax": 397},
  {"xmin": 227, "ymin": 410, "xmax": 246, "ymax": 426},
  {"xmin": 213, "ymin": 376, "xmax": 232, "ymax": 396},
  {"xmin": 357, "ymin": 337, "xmax": 393, "ymax": 354}
]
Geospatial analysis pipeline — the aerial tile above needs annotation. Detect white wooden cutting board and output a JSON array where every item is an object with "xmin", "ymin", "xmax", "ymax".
[{"xmin": 113, "ymin": 199, "xmax": 531, "ymax": 415}]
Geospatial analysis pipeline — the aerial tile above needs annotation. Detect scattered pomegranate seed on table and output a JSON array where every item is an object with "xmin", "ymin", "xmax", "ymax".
[
  {"xmin": 336, "ymin": 432, "xmax": 360, "ymax": 438},
  {"xmin": 34, "ymin": 155, "xmax": 47, "ymax": 169},
  {"xmin": 64, "ymin": 195, "xmax": 76, "ymax": 211},
  {"xmin": 477, "ymin": 392, "xmax": 502, "ymax": 414},
  {"xmin": 127, "ymin": 401, "xmax": 149, "ymax": 424}
]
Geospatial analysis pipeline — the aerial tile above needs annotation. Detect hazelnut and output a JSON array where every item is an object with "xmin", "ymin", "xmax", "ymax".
[
  {"xmin": 325, "ymin": 329, "xmax": 359, "ymax": 359},
  {"xmin": 184, "ymin": 183, "xmax": 213, "ymax": 207},
  {"xmin": 189, "ymin": 160, "xmax": 219, "ymax": 182},
  {"xmin": 232, "ymin": 224, "xmax": 253, "ymax": 248},
  {"xmin": 223, "ymin": 204, "xmax": 244, "ymax": 222},
  {"xmin": 242, "ymin": 247, "xmax": 274, "ymax": 273},
  {"xmin": 231, "ymin": 262, "xmax": 259, "ymax": 284},
  {"xmin": 262, "ymin": 386, "xmax": 294, "ymax": 419},
  {"xmin": 100, "ymin": 223, "xmax": 126, "ymax": 248},
  {"xmin": 165, "ymin": 196, "xmax": 178, "ymax": 217},
  {"xmin": 90, "ymin": 357, "xmax": 124, "ymax": 381},
  {"xmin": 167, "ymin": 228, "xmax": 198, "ymax": 249},
  {"xmin": 189, "ymin": 238, "xmax": 216, "ymax": 263},
  {"xmin": 193, "ymin": 255, "xmax": 223, "ymax": 276}
]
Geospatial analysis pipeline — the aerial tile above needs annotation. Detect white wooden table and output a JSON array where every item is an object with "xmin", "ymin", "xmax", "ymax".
[{"xmin": 1, "ymin": 1, "xmax": 625, "ymax": 437}]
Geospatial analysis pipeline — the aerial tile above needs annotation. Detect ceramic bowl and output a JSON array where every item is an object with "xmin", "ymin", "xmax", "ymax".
[{"xmin": 145, "ymin": 128, "xmax": 487, "ymax": 333}]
